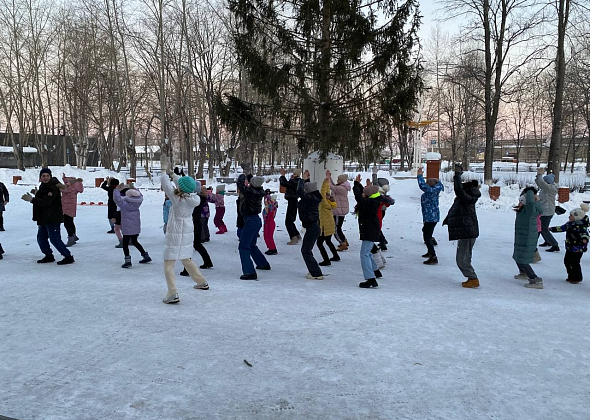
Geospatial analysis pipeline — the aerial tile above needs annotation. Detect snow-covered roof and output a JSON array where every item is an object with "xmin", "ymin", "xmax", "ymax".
[
  {"xmin": 0, "ymin": 146, "xmax": 38, "ymax": 153},
  {"xmin": 135, "ymin": 145, "xmax": 160, "ymax": 153},
  {"xmin": 425, "ymin": 152, "xmax": 441, "ymax": 160}
]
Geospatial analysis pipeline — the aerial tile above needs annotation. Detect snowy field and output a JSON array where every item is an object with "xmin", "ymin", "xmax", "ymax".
[{"xmin": 1, "ymin": 167, "xmax": 590, "ymax": 420}]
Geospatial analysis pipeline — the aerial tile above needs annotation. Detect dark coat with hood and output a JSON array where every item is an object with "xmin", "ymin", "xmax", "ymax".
[
  {"xmin": 31, "ymin": 177, "xmax": 65, "ymax": 225},
  {"xmin": 237, "ymin": 174, "xmax": 265, "ymax": 216},
  {"xmin": 280, "ymin": 175, "xmax": 302, "ymax": 201},
  {"xmin": 0, "ymin": 181, "xmax": 8, "ymax": 212},
  {"xmin": 101, "ymin": 179, "xmax": 120, "ymax": 219},
  {"xmin": 443, "ymin": 172, "xmax": 481, "ymax": 240},
  {"xmin": 353, "ymin": 181, "xmax": 394, "ymax": 242},
  {"xmin": 296, "ymin": 179, "xmax": 322, "ymax": 228},
  {"xmin": 513, "ymin": 190, "xmax": 542, "ymax": 264}
]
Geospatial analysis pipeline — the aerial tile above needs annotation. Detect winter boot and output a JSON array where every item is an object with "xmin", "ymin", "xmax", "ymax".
[
  {"xmin": 163, "ymin": 293, "xmax": 180, "ymax": 304},
  {"xmin": 107, "ymin": 228, "xmax": 115, "ymax": 234},
  {"xmin": 0, "ymin": 243, "xmax": 4, "ymax": 255},
  {"xmin": 57, "ymin": 255, "xmax": 75, "ymax": 265},
  {"xmin": 200, "ymin": 263, "xmax": 213, "ymax": 269},
  {"xmin": 545, "ymin": 245, "xmax": 560, "ymax": 252},
  {"xmin": 0, "ymin": 226, "xmax": 5, "ymax": 231},
  {"xmin": 66, "ymin": 236, "xmax": 76, "ymax": 247},
  {"xmin": 566, "ymin": 278, "xmax": 582, "ymax": 284},
  {"xmin": 422, "ymin": 252, "xmax": 432, "ymax": 258},
  {"xmin": 121, "ymin": 256, "xmax": 132, "ymax": 268},
  {"xmin": 359, "ymin": 278, "xmax": 378, "ymax": 288},
  {"xmin": 115, "ymin": 240, "xmax": 123, "ymax": 249},
  {"xmin": 37, "ymin": 254, "xmax": 55, "ymax": 263},
  {"xmin": 318, "ymin": 260, "xmax": 331, "ymax": 266},
  {"xmin": 240, "ymin": 273, "xmax": 258, "ymax": 280},
  {"xmin": 139, "ymin": 252, "xmax": 152, "ymax": 264},
  {"xmin": 524, "ymin": 277, "xmax": 544, "ymax": 289},
  {"xmin": 180, "ymin": 268, "xmax": 190, "ymax": 276},
  {"xmin": 539, "ymin": 241, "xmax": 550, "ymax": 247},
  {"xmin": 287, "ymin": 236, "xmax": 299, "ymax": 245},
  {"xmin": 74, "ymin": 235, "xmax": 80, "ymax": 242},
  {"xmin": 462, "ymin": 278, "xmax": 480, "ymax": 288},
  {"xmin": 337, "ymin": 240, "xmax": 349, "ymax": 251},
  {"xmin": 532, "ymin": 249, "xmax": 542, "ymax": 263},
  {"xmin": 423, "ymin": 256, "xmax": 438, "ymax": 265},
  {"xmin": 514, "ymin": 273, "xmax": 528, "ymax": 280},
  {"xmin": 374, "ymin": 269, "xmax": 383, "ymax": 278},
  {"xmin": 330, "ymin": 255, "xmax": 341, "ymax": 262},
  {"xmin": 265, "ymin": 249, "xmax": 278, "ymax": 255}
]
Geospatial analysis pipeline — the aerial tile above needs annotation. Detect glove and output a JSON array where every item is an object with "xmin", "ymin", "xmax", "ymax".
[
  {"xmin": 372, "ymin": 166, "xmax": 379, "ymax": 174},
  {"xmin": 160, "ymin": 155, "xmax": 173, "ymax": 175},
  {"xmin": 21, "ymin": 192, "xmax": 33, "ymax": 202},
  {"xmin": 30, "ymin": 187, "xmax": 38, "ymax": 194},
  {"xmin": 537, "ymin": 167, "xmax": 544, "ymax": 175}
]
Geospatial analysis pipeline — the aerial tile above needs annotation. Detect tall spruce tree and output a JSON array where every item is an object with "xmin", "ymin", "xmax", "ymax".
[{"xmin": 222, "ymin": 0, "xmax": 423, "ymax": 158}]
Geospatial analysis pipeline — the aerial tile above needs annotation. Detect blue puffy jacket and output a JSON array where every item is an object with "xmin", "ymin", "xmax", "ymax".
[{"xmin": 417, "ymin": 175, "xmax": 444, "ymax": 223}]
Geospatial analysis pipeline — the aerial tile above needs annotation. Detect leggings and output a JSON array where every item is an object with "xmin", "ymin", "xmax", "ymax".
[
  {"xmin": 164, "ymin": 259, "xmax": 207, "ymax": 297},
  {"xmin": 63, "ymin": 215, "xmax": 76, "ymax": 237},
  {"xmin": 334, "ymin": 216, "xmax": 346, "ymax": 243},
  {"xmin": 123, "ymin": 234, "xmax": 146, "ymax": 257}
]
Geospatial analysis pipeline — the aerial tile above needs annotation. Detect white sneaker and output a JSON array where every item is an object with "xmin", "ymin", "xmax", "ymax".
[
  {"xmin": 524, "ymin": 278, "xmax": 543, "ymax": 289},
  {"xmin": 514, "ymin": 273, "xmax": 528, "ymax": 280},
  {"xmin": 163, "ymin": 293, "xmax": 180, "ymax": 304},
  {"xmin": 193, "ymin": 282, "xmax": 210, "ymax": 290},
  {"xmin": 287, "ymin": 237, "xmax": 299, "ymax": 245},
  {"xmin": 306, "ymin": 273, "xmax": 324, "ymax": 280}
]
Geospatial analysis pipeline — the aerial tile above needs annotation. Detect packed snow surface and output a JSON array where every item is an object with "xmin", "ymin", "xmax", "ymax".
[{"xmin": 0, "ymin": 167, "xmax": 589, "ymax": 420}]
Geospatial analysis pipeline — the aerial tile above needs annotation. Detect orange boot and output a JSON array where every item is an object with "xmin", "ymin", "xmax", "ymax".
[{"xmin": 462, "ymin": 278, "xmax": 480, "ymax": 288}]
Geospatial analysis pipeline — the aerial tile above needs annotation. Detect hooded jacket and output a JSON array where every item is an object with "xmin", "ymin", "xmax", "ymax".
[
  {"xmin": 513, "ymin": 190, "xmax": 542, "ymax": 264},
  {"xmin": 328, "ymin": 177, "xmax": 350, "ymax": 217},
  {"xmin": 417, "ymin": 175, "xmax": 444, "ymax": 223},
  {"xmin": 319, "ymin": 179, "xmax": 337, "ymax": 236},
  {"xmin": 280, "ymin": 175, "xmax": 302, "ymax": 201},
  {"xmin": 113, "ymin": 189, "xmax": 144, "ymax": 235},
  {"xmin": 237, "ymin": 174, "xmax": 265, "ymax": 216},
  {"xmin": 550, "ymin": 216, "xmax": 590, "ymax": 252},
  {"xmin": 101, "ymin": 179, "xmax": 119, "ymax": 219},
  {"xmin": 31, "ymin": 177, "xmax": 66, "ymax": 225},
  {"xmin": 535, "ymin": 174, "xmax": 558, "ymax": 216},
  {"xmin": 443, "ymin": 172, "xmax": 481, "ymax": 240},
  {"xmin": 353, "ymin": 181, "xmax": 394, "ymax": 242},
  {"xmin": 297, "ymin": 179, "xmax": 322, "ymax": 228},
  {"xmin": 61, "ymin": 176, "xmax": 84, "ymax": 218}
]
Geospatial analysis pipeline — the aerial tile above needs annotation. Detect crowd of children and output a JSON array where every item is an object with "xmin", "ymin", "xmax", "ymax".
[{"xmin": 0, "ymin": 161, "xmax": 587, "ymax": 302}]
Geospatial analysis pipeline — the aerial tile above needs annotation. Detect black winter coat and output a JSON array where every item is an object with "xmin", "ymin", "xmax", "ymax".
[
  {"xmin": 280, "ymin": 175, "xmax": 303, "ymax": 200},
  {"xmin": 101, "ymin": 180, "xmax": 119, "ymax": 219},
  {"xmin": 443, "ymin": 172, "xmax": 480, "ymax": 240},
  {"xmin": 0, "ymin": 182, "xmax": 8, "ymax": 212},
  {"xmin": 296, "ymin": 179, "xmax": 322, "ymax": 228},
  {"xmin": 31, "ymin": 177, "xmax": 64, "ymax": 225},
  {"xmin": 353, "ymin": 181, "xmax": 392, "ymax": 242},
  {"xmin": 237, "ymin": 174, "xmax": 264, "ymax": 216}
]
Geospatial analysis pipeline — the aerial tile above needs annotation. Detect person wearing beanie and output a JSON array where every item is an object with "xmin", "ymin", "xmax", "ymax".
[
  {"xmin": 208, "ymin": 184, "xmax": 227, "ymax": 234},
  {"xmin": 535, "ymin": 168, "xmax": 560, "ymax": 252},
  {"xmin": 262, "ymin": 189, "xmax": 279, "ymax": 255},
  {"xmin": 279, "ymin": 168, "xmax": 306, "ymax": 245},
  {"xmin": 513, "ymin": 188, "xmax": 544, "ymax": 288},
  {"xmin": 236, "ymin": 173, "xmax": 270, "ymax": 280},
  {"xmin": 352, "ymin": 175, "xmax": 394, "ymax": 288},
  {"xmin": 101, "ymin": 176, "xmax": 121, "ymax": 236},
  {"xmin": 0, "ymin": 180, "xmax": 9, "ymax": 231},
  {"xmin": 159, "ymin": 156, "xmax": 209, "ymax": 304},
  {"xmin": 113, "ymin": 184, "xmax": 151, "ymax": 268},
  {"xmin": 549, "ymin": 203, "xmax": 590, "ymax": 285},
  {"xmin": 296, "ymin": 171, "xmax": 324, "ymax": 279},
  {"xmin": 442, "ymin": 164, "xmax": 481, "ymax": 288},
  {"xmin": 20, "ymin": 168, "xmax": 74, "ymax": 265},
  {"xmin": 61, "ymin": 173, "xmax": 84, "ymax": 247},
  {"xmin": 371, "ymin": 167, "xmax": 393, "ymax": 251},
  {"xmin": 200, "ymin": 186, "xmax": 211, "ymax": 243},
  {"xmin": 417, "ymin": 167, "xmax": 444, "ymax": 265},
  {"xmin": 316, "ymin": 175, "xmax": 340, "ymax": 266},
  {"xmin": 327, "ymin": 171, "xmax": 351, "ymax": 251}
]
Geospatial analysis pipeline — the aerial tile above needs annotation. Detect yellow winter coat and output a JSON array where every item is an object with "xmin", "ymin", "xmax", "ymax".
[{"xmin": 319, "ymin": 179, "xmax": 337, "ymax": 236}]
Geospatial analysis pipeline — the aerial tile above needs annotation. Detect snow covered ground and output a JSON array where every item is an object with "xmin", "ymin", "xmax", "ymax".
[{"xmin": 1, "ymin": 167, "xmax": 589, "ymax": 420}]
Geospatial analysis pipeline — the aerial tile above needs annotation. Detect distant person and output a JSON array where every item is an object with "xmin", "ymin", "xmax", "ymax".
[
  {"xmin": 297, "ymin": 170, "xmax": 324, "ymax": 279},
  {"xmin": 535, "ymin": 168, "xmax": 560, "ymax": 252},
  {"xmin": 317, "ymin": 175, "xmax": 340, "ymax": 266},
  {"xmin": 326, "ymin": 170, "xmax": 350, "ymax": 251},
  {"xmin": 209, "ymin": 184, "xmax": 227, "ymax": 234},
  {"xmin": 0, "ymin": 180, "xmax": 8, "ymax": 231},
  {"xmin": 513, "ymin": 188, "xmax": 544, "ymax": 289},
  {"xmin": 101, "ymin": 177, "xmax": 119, "ymax": 234},
  {"xmin": 279, "ymin": 168, "xmax": 304, "ymax": 245},
  {"xmin": 417, "ymin": 167, "xmax": 444, "ymax": 265},
  {"xmin": 113, "ymin": 184, "xmax": 151, "ymax": 268},
  {"xmin": 262, "ymin": 189, "xmax": 278, "ymax": 255},
  {"xmin": 61, "ymin": 173, "xmax": 84, "ymax": 247}
]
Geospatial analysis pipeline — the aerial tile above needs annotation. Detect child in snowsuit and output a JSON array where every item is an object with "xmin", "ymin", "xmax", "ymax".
[
  {"xmin": 512, "ymin": 188, "xmax": 544, "ymax": 289},
  {"xmin": 550, "ymin": 203, "xmax": 590, "ymax": 284},
  {"xmin": 61, "ymin": 174, "xmax": 84, "ymax": 247},
  {"xmin": 163, "ymin": 195, "xmax": 172, "ymax": 234},
  {"xmin": 297, "ymin": 172, "xmax": 324, "ymax": 279},
  {"xmin": 417, "ymin": 167, "xmax": 444, "ymax": 264},
  {"xmin": 209, "ymin": 184, "xmax": 227, "ymax": 234},
  {"xmin": 371, "ymin": 167, "xmax": 393, "ymax": 250},
  {"xmin": 200, "ymin": 186, "xmax": 211, "ymax": 242},
  {"xmin": 263, "ymin": 189, "xmax": 278, "ymax": 255},
  {"xmin": 317, "ymin": 177, "xmax": 340, "ymax": 266},
  {"xmin": 113, "ymin": 185, "xmax": 151, "ymax": 268}
]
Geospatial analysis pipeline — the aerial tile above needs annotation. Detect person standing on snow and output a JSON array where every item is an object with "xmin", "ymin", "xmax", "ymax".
[
  {"xmin": 513, "ymin": 188, "xmax": 544, "ymax": 289},
  {"xmin": 160, "ymin": 155, "xmax": 209, "ymax": 304},
  {"xmin": 0, "ymin": 180, "xmax": 8, "ymax": 231},
  {"xmin": 61, "ymin": 173, "xmax": 84, "ymax": 247},
  {"xmin": 417, "ymin": 167, "xmax": 444, "ymax": 265},
  {"xmin": 297, "ymin": 170, "xmax": 324, "ymax": 279},
  {"xmin": 21, "ymin": 168, "xmax": 74, "ymax": 265},
  {"xmin": 327, "ymin": 170, "xmax": 351, "ymax": 251},
  {"xmin": 279, "ymin": 168, "xmax": 304, "ymax": 245},
  {"xmin": 209, "ymin": 184, "xmax": 227, "ymax": 234},
  {"xmin": 316, "ymin": 174, "xmax": 340, "ymax": 266},
  {"xmin": 101, "ymin": 177, "xmax": 119, "ymax": 234},
  {"xmin": 535, "ymin": 168, "xmax": 560, "ymax": 252},
  {"xmin": 442, "ymin": 164, "xmax": 481, "ymax": 288},
  {"xmin": 262, "ymin": 189, "xmax": 279, "ymax": 255}
]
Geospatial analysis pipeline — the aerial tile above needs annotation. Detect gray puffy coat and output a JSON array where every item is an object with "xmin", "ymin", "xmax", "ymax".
[{"xmin": 535, "ymin": 174, "xmax": 558, "ymax": 216}]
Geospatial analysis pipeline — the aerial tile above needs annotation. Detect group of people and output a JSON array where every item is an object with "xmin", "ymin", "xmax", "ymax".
[{"xmin": 0, "ymin": 160, "xmax": 587, "ymax": 300}]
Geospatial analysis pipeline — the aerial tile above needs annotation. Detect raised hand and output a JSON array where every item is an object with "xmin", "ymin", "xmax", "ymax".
[{"xmin": 417, "ymin": 167, "xmax": 424, "ymax": 176}]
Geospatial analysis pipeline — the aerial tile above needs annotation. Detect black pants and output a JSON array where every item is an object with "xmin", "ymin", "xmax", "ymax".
[
  {"xmin": 317, "ymin": 234, "xmax": 338, "ymax": 262},
  {"xmin": 564, "ymin": 251, "xmax": 583, "ymax": 282},
  {"xmin": 285, "ymin": 199, "xmax": 299, "ymax": 239},
  {"xmin": 63, "ymin": 215, "xmax": 76, "ymax": 237},
  {"xmin": 423, "ymin": 222, "xmax": 437, "ymax": 256},
  {"xmin": 301, "ymin": 222, "xmax": 321, "ymax": 277},
  {"xmin": 0, "ymin": 211, "xmax": 3, "ymax": 228},
  {"xmin": 334, "ymin": 216, "xmax": 346, "ymax": 243},
  {"xmin": 379, "ymin": 231, "xmax": 388, "ymax": 248},
  {"xmin": 193, "ymin": 219, "xmax": 213, "ymax": 266},
  {"xmin": 123, "ymin": 234, "xmax": 146, "ymax": 257}
]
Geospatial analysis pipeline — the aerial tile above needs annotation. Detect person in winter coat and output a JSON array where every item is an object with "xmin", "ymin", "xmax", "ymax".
[
  {"xmin": 21, "ymin": 168, "xmax": 74, "ymax": 265},
  {"xmin": 371, "ymin": 167, "xmax": 392, "ymax": 251},
  {"xmin": 550, "ymin": 203, "xmax": 590, "ymax": 285},
  {"xmin": 280, "ymin": 168, "xmax": 304, "ymax": 245},
  {"xmin": 327, "ymin": 171, "xmax": 351, "ymax": 251},
  {"xmin": 0, "ymin": 243, "xmax": 4, "ymax": 259},
  {"xmin": 163, "ymin": 195, "xmax": 172, "ymax": 234},
  {"xmin": 353, "ymin": 174, "xmax": 394, "ymax": 288},
  {"xmin": 113, "ymin": 184, "xmax": 151, "ymax": 268},
  {"xmin": 160, "ymin": 155, "xmax": 209, "ymax": 304},
  {"xmin": 317, "ymin": 176, "xmax": 340, "ymax": 266},
  {"xmin": 512, "ymin": 188, "xmax": 544, "ymax": 289},
  {"xmin": 200, "ymin": 186, "xmax": 211, "ymax": 242},
  {"xmin": 263, "ymin": 189, "xmax": 278, "ymax": 255},
  {"xmin": 180, "ymin": 185, "xmax": 213, "ymax": 274},
  {"xmin": 535, "ymin": 168, "xmax": 560, "ymax": 252},
  {"xmin": 237, "ymin": 173, "xmax": 270, "ymax": 280},
  {"xmin": 0, "ymin": 181, "xmax": 8, "ymax": 231},
  {"xmin": 101, "ymin": 177, "xmax": 120, "ymax": 234},
  {"xmin": 209, "ymin": 184, "xmax": 227, "ymax": 234},
  {"xmin": 297, "ymin": 170, "xmax": 324, "ymax": 279},
  {"xmin": 61, "ymin": 173, "xmax": 84, "ymax": 247},
  {"xmin": 442, "ymin": 165, "xmax": 480, "ymax": 288},
  {"xmin": 417, "ymin": 167, "xmax": 444, "ymax": 264}
]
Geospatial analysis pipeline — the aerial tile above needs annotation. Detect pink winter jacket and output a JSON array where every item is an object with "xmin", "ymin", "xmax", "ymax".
[
  {"xmin": 61, "ymin": 176, "xmax": 84, "ymax": 217},
  {"xmin": 329, "ymin": 178, "xmax": 351, "ymax": 217}
]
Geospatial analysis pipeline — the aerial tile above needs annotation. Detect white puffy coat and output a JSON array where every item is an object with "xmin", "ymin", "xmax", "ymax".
[{"xmin": 161, "ymin": 173, "xmax": 201, "ymax": 260}]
